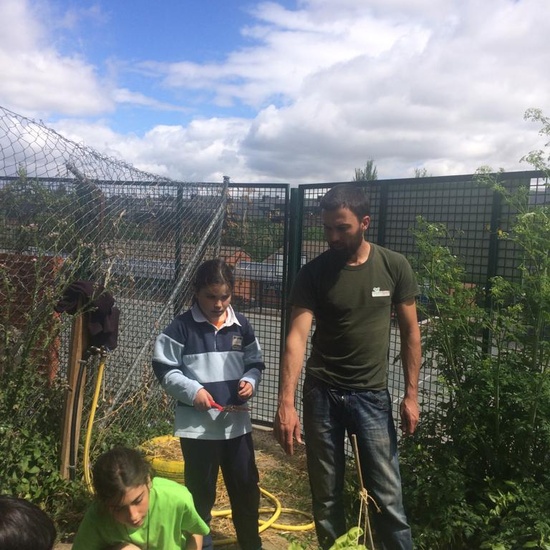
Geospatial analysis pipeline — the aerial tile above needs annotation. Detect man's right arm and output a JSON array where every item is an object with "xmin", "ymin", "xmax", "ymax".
[{"xmin": 273, "ymin": 306, "xmax": 313, "ymax": 455}]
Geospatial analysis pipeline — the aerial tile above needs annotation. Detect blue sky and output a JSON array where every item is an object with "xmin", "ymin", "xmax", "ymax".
[
  {"xmin": 1, "ymin": 0, "xmax": 549, "ymax": 183},
  {"xmin": 44, "ymin": 0, "xmax": 276, "ymax": 128}
]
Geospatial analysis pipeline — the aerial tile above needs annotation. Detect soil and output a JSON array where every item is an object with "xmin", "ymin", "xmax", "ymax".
[{"xmin": 210, "ymin": 426, "xmax": 315, "ymax": 549}]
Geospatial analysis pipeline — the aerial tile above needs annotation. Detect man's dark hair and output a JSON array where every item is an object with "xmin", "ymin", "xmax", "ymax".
[
  {"xmin": 0, "ymin": 496, "xmax": 57, "ymax": 550},
  {"xmin": 320, "ymin": 183, "xmax": 370, "ymax": 220}
]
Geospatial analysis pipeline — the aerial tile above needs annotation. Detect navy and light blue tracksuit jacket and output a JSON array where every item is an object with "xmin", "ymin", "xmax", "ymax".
[{"xmin": 152, "ymin": 304, "xmax": 265, "ymax": 440}]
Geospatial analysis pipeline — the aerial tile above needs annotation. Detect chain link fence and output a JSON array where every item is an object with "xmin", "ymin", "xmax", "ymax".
[{"xmin": 0, "ymin": 106, "xmax": 230, "ymax": 472}]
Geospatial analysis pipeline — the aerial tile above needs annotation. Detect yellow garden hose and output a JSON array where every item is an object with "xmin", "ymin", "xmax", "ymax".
[
  {"xmin": 210, "ymin": 486, "xmax": 315, "ymax": 546},
  {"xmin": 83, "ymin": 349, "xmax": 107, "ymax": 493},
  {"xmin": 81, "ymin": 359, "xmax": 315, "ymax": 543}
]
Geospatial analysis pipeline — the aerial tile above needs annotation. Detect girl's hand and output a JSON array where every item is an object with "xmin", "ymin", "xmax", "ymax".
[
  {"xmin": 237, "ymin": 380, "xmax": 253, "ymax": 400},
  {"xmin": 193, "ymin": 388, "xmax": 214, "ymax": 411}
]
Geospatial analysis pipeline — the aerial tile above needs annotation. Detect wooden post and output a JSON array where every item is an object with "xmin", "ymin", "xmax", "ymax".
[
  {"xmin": 351, "ymin": 434, "xmax": 365, "ymax": 490},
  {"xmin": 60, "ymin": 308, "xmax": 89, "ymax": 479}
]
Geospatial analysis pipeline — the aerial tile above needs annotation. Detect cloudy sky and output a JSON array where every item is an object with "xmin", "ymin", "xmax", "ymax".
[{"xmin": 1, "ymin": 0, "xmax": 549, "ymax": 184}]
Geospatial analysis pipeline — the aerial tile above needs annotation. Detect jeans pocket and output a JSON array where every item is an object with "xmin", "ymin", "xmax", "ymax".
[
  {"xmin": 357, "ymin": 389, "xmax": 391, "ymax": 413},
  {"xmin": 303, "ymin": 374, "xmax": 322, "ymax": 401}
]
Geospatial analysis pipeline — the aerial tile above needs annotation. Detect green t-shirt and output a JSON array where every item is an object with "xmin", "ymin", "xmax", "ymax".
[
  {"xmin": 290, "ymin": 244, "xmax": 419, "ymax": 390},
  {"xmin": 71, "ymin": 476, "xmax": 209, "ymax": 550}
]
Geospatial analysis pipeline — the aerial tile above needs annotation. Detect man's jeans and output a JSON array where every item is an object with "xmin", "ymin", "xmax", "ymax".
[{"xmin": 302, "ymin": 375, "xmax": 412, "ymax": 550}]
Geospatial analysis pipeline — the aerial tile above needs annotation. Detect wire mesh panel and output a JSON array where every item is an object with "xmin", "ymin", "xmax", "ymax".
[
  {"xmin": 95, "ymin": 182, "xmax": 228, "ymax": 444},
  {"xmin": 288, "ymin": 185, "xmax": 331, "ymax": 425},
  {"xmin": 290, "ymin": 174, "xmax": 547, "ymax": 429},
  {"xmin": 379, "ymin": 175, "xmax": 499, "ymax": 417},
  {"xmin": 222, "ymin": 184, "xmax": 290, "ymax": 426}
]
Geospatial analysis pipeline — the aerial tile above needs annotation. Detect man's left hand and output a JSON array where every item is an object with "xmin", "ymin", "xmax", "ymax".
[{"xmin": 400, "ymin": 396, "xmax": 419, "ymax": 436}]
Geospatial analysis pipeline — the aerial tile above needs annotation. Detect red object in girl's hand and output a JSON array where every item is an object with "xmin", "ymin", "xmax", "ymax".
[{"xmin": 208, "ymin": 400, "xmax": 250, "ymax": 412}]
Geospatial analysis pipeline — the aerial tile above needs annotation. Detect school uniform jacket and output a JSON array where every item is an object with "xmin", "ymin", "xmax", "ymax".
[{"xmin": 152, "ymin": 304, "xmax": 265, "ymax": 440}]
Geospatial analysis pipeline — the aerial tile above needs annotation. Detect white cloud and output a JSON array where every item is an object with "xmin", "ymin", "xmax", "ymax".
[
  {"xmin": 112, "ymin": 88, "xmax": 190, "ymax": 113},
  {"xmin": 152, "ymin": 2, "xmax": 425, "ymax": 109},
  {"xmin": 0, "ymin": 0, "xmax": 45, "ymax": 51},
  {"xmin": 53, "ymin": 117, "xmax": 256, "ymax": 183},
  {"xmin": 230, "ymin": 0, "xmax": 550, "ymax": 180},
  {"xmin": 0, "ymin": 0, "xmax": 112, "ymax": 116},
  {"xmin": 1, "ymin": 0, "xmax": 549, "ymax": 183}
]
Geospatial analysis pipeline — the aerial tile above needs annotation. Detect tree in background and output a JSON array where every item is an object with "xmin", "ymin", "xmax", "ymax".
[
  {"xmin": 414, "ymin": 167, "xmax": 430, "ymax": 178},
  {"xmin": 353, "ymin": 159, "xmax": 378, "ymax": 181}
]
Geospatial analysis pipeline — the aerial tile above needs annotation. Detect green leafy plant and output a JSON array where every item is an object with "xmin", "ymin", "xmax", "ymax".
[
  {"xmin": 288, "ymin": 527, "xmax": 369, "ymax": 550},
  {"xmin": 400, "ymin": 134, "xmax": 550, "ymax": 548},
  {"xmin": 0, "ymin": 361, "xmax": 90, "ymax": 539}
]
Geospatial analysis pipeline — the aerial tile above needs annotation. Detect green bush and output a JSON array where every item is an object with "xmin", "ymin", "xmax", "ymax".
[
  {"xmin": 400, "ymin": 168, "xmax": 550, "ymax": 548},
  {"xmin": 0, "ymin": 364, "xmax": 89, "ymax": 539}
]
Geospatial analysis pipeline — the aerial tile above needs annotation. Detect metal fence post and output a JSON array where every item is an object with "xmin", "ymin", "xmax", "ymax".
[
  {"xmin": 278, "ymin": 187, "xmax": 302, "ymax": 371},
  {"xmin": 377, "ymin": 183, "xmax": 389, "ymax": 247}
]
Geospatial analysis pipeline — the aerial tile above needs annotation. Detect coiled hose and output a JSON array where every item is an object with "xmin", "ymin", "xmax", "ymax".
[{"xmin": 81, "ymin": 352, "xmax": 314, "ymax": 544}]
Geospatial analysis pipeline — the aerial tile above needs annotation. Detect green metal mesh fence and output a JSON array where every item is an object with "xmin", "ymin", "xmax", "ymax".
[
  {"xmin": 221, "ymin": 184, "xmax": 289, "ymax": 426},
  {"xmin": 295, "ymin": 173, "xmax": 549, "ymax": 424}
]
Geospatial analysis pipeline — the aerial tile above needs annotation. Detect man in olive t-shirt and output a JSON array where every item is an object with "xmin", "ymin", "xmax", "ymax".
[{"xmin": 274, "ymin": 184, "xmax": 421, "ymax": 550}]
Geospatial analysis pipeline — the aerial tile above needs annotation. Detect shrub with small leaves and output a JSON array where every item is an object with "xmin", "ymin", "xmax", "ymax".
[{"xmin": 400, "ymin": 157, "xmax": 550, "ymax": 548}]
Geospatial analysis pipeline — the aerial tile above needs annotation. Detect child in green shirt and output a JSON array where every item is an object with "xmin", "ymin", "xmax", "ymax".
[{"xmin": 72, "ymin": 446, "xmax": 209, "ymax": 550}]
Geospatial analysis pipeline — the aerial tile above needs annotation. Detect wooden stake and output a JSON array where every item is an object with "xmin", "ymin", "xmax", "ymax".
[
  {"xmin": 351, "ymin": 434, "xmax": 365, "ymax": 489},
  {"xmin": 351, "ymin": 433, "xmax": 377, "ymax": 549},
  {"xmin": 60, "ymin": 306, "xmax": 88, "ymax": 479}
]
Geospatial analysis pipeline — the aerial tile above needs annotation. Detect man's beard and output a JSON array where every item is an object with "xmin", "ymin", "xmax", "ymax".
[
  {"xmin": 329, "ymin": 246, "xmax": 352, "ymax": 263},
  {"xmin": 328, "ymin": 229, "xmax": 364, "ymax": 262}
]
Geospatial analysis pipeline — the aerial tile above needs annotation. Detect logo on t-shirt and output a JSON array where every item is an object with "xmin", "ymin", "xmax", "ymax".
[
  {"xmin": 232, "ymin": 336, "xmax": 243, "ymax": 350},
  {"xmin": 372, "ymin": 287, "xmax": 391, "ymax": 297}
]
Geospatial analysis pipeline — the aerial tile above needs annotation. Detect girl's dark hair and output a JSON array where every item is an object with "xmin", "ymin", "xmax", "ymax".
[
  {"xmin": 319, "ymin": 183, "xmax": 370, "ymax": 220},
  {"xmin": 0, "ymin": 496, "xmax": 57, "ymax": 550},
  {"xmin": 193, "ymin": 259, "xmax": 234, "ymax": 293},
  {"xmin": 92, "ymin": 447, "xmax": 152, "ymax": 505}
]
